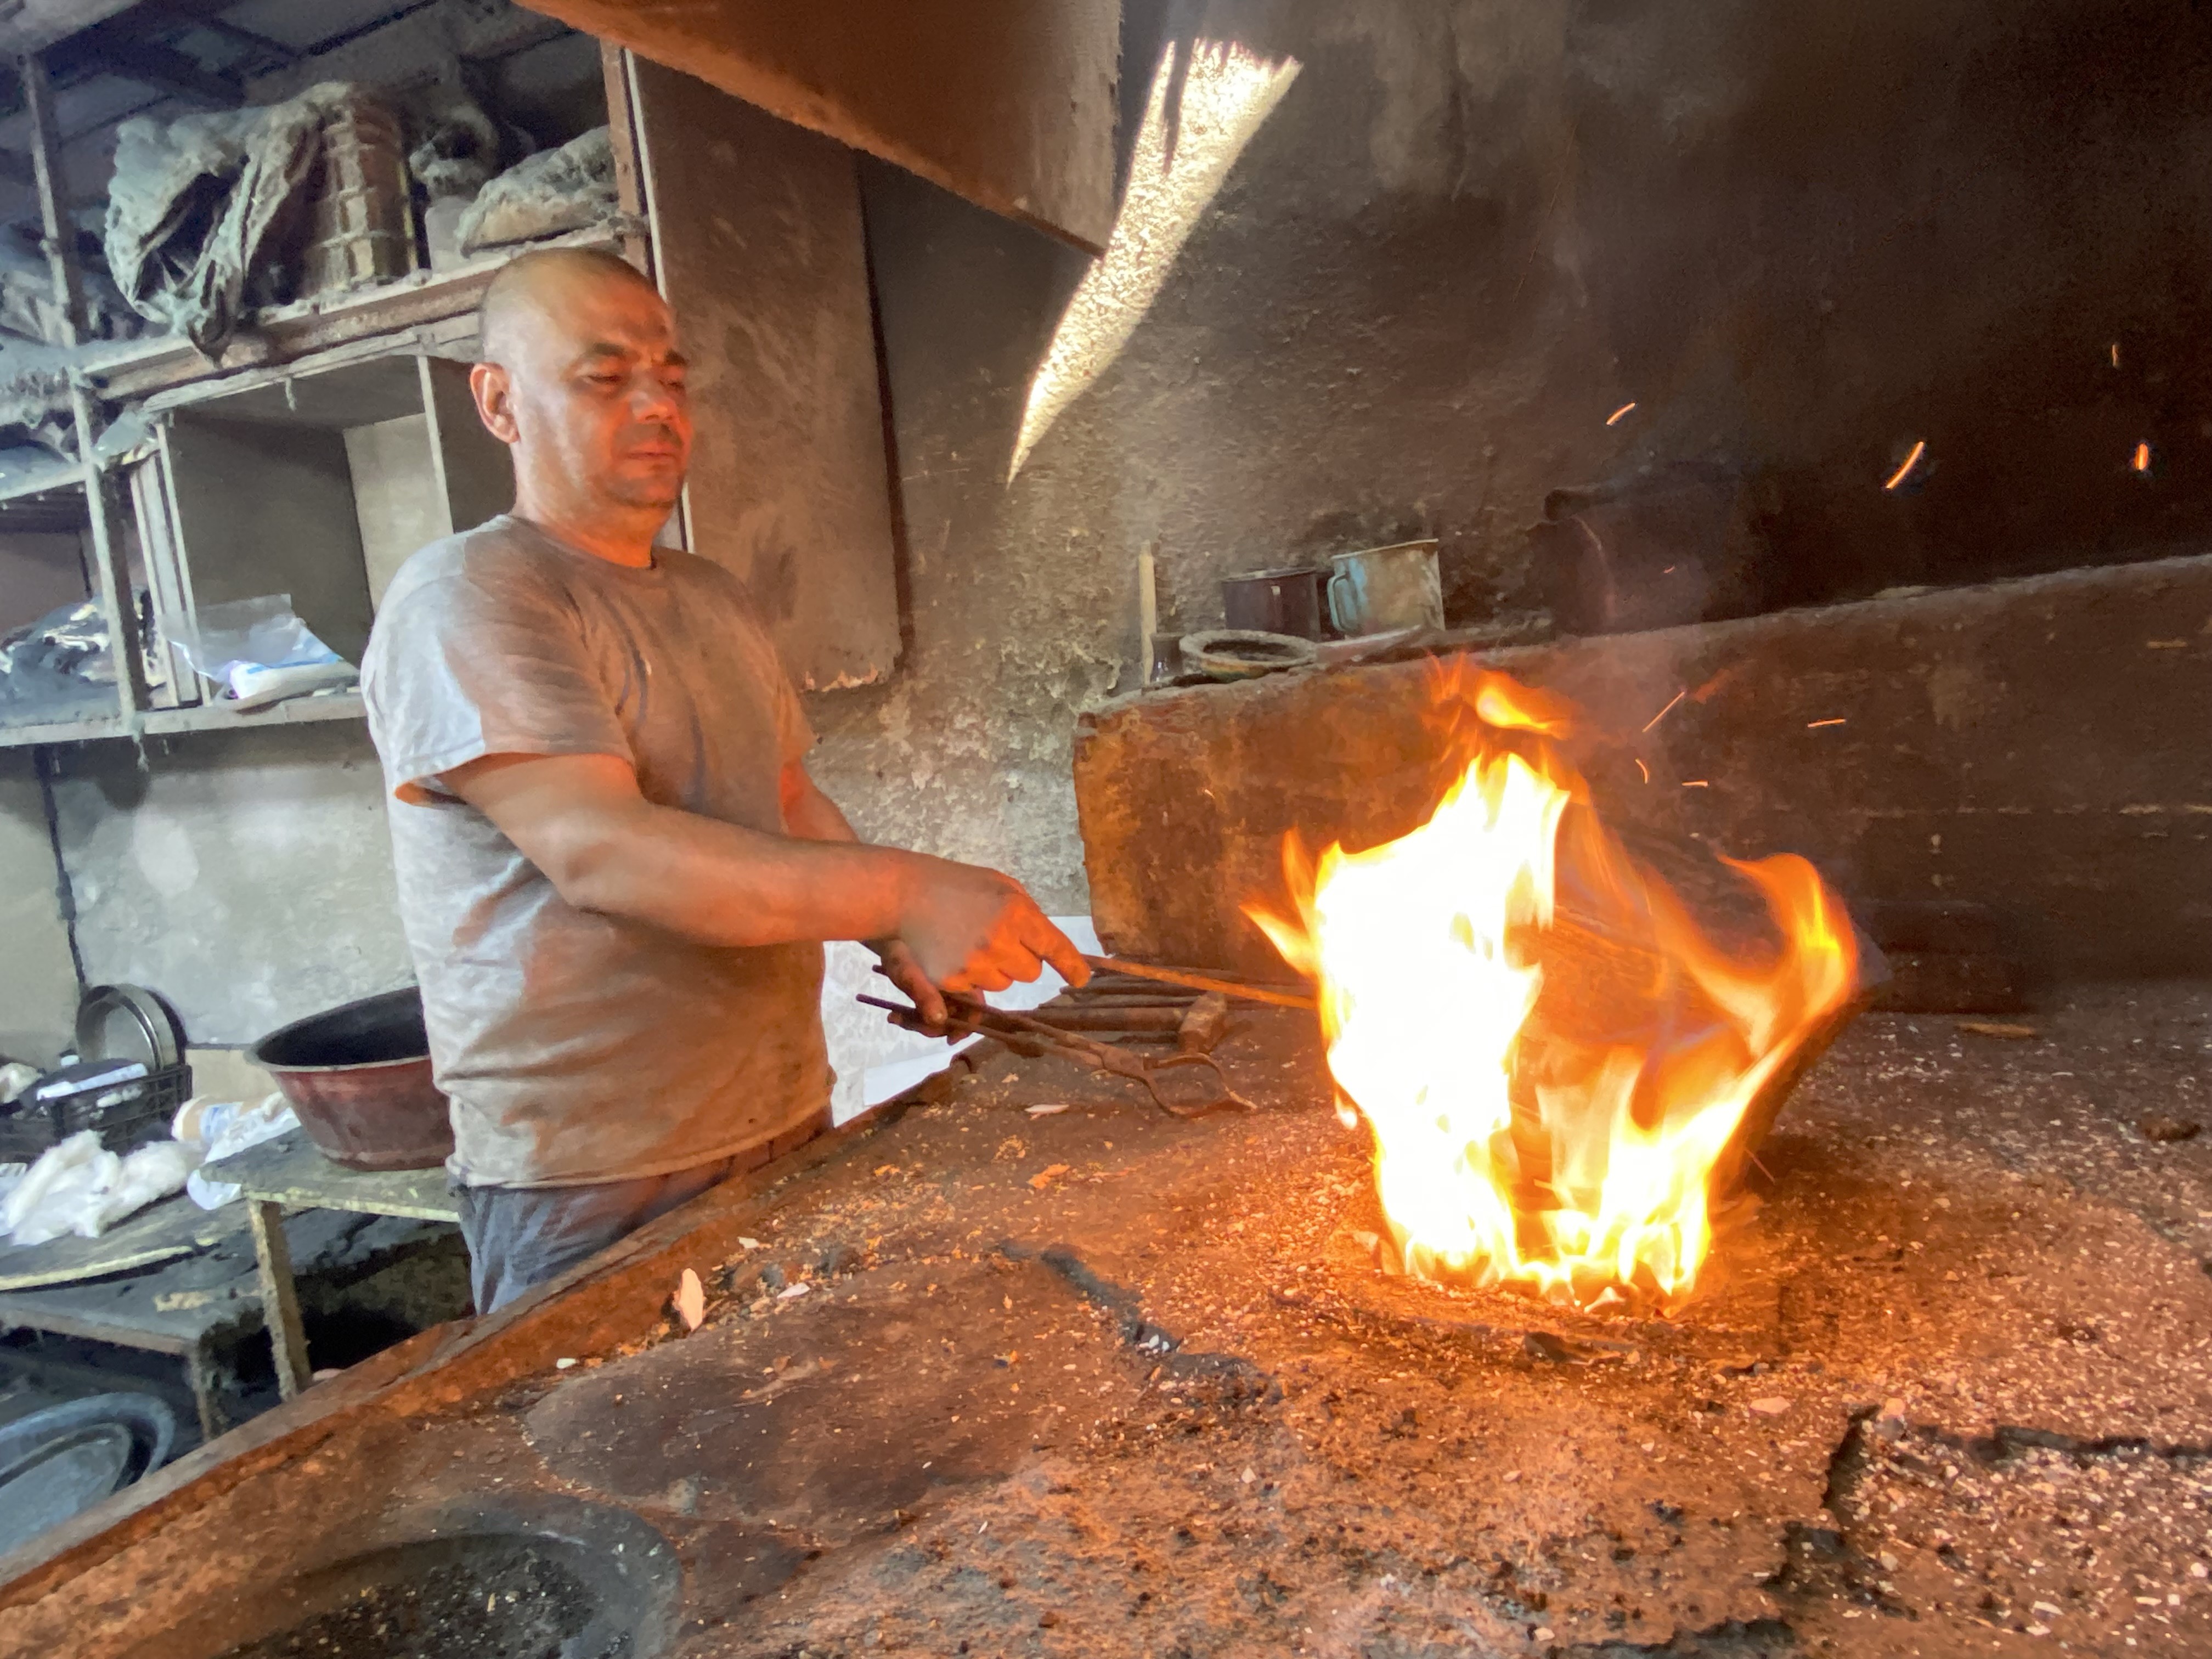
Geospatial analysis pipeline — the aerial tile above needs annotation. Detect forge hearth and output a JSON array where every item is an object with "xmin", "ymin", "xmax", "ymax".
[{"xmin": 14, "ymin": 988, "xmax": 2212, "ymax": 1658}]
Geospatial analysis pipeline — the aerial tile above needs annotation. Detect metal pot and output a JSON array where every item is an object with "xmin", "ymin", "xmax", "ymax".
[{"xmin": 250, "ymin": 988, "xmax": 453, "ymax": 1172}]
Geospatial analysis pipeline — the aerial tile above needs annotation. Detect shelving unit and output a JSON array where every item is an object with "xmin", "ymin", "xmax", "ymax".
[
  {"xmin": 1, "ymin": 38, "xmax": 906, "ymax": 747},
  {"xmin": 0, "ymin": 83, "xmax": 596, "ymax": 752}
]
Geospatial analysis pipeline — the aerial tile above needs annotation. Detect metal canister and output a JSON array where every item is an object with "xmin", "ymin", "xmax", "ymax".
[{"xmin": 1221, "ymin": 566, "xmax": 1328, "ymax": 639}]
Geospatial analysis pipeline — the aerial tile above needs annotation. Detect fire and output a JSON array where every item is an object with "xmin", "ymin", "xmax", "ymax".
[{"xmin": 1246, "ymin": 669, "xmax": 1859, "ymax": 1308}]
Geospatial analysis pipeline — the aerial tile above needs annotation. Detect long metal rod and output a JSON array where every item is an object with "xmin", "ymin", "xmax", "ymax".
[
  {"xmin": 1082, "ymin": 954, "xmax": 1315, "ymax": 1011},
  {"xmin": 21, "ymin": 50, "xmax": 146, "ymax": 725}
]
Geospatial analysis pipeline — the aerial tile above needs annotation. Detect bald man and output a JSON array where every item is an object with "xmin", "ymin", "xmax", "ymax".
[{"xmin": 361, "ymin": 249, "xmax": 1083, "ymax": 1311}]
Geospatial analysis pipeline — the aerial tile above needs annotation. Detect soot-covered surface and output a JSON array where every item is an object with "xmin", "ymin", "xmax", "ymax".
[{"xmin": 15, "ymin": 984, "xmax": 2212, "ymax": 1659}]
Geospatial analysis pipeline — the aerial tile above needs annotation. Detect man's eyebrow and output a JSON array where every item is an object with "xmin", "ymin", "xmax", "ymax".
[{"xmin": 571, "ymin": 343, "xmax": 687, "ymax": 370}]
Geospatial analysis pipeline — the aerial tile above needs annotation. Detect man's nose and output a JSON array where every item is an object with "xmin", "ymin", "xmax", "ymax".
[{"xmin": 629, "ymin": 375, "xmax": 682, "ymax": 424}]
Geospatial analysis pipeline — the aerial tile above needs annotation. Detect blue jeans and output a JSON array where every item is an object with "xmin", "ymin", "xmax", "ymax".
[
  {"xmin": 450, "ymin": 1110, "xmax": 832, "ymax": 1312},
  {"xmin": 454, "ymin": 1158, "xmax": 736, "ymax": 1313}
]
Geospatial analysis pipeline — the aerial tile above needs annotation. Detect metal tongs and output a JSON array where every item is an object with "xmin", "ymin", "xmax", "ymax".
[{"xmin": 859, "ymin": 991, "xmax": 1254, "ymax": 1119}]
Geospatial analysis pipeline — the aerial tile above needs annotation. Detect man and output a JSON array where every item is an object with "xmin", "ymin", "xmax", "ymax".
[{"xmin": 362, "ymin": 247, "xmax": 1083, "ymax": 1312}]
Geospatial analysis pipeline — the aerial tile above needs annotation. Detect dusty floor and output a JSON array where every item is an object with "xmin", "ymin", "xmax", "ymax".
[{"xmin": 15, "ymin": 983, "xmax": 2212, "ymax": 1659}]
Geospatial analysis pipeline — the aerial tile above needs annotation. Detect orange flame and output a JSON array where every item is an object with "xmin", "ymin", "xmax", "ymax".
[{"xmin": 1245, "ymin": 668, "xmax": 1858, "ymax": 1308}]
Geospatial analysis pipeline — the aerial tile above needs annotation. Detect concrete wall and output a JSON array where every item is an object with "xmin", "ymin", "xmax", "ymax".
[
  {"xmin": 45, "ymin": 726, "xmax": 413, "ymax": 1049},
  {"xmin": 808, "ymin": 0, "xmax": 2212, "ymax": 911},
  {"xmin": 0, "ymin": 752, "xmax": 76, "ymax": 1066}
]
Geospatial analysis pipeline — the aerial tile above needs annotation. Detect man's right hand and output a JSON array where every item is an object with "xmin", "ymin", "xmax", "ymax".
[{"xmin": 898, "ymin": 858, "xmax": 1090, "ymax": 996}]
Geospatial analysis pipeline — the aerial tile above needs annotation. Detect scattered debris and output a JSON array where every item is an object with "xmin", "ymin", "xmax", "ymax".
[
  {"xmin": 1747, "ymin": 1396, "xmax": 1794, "ymax": 1415},
  {"xmin": 1030, "ymin": 1163, "xmax": 1073, "ymax": 1190},
  {"xmin": 775, "ymin": 1281, "xmax": 811, "ymax": 1301},
  {"xmin": 554, "ymin": 1357, "xmax": 578, "ymax": 1370},
  {"xmin": 1956, "ymin": 1020, "xmax": 2038, "ymax": 1040},
  {"xmin": 1025, "ymin": 1104, "xmax": 1073, "ymax": 1118},
  {"xmin": 2138, "ymin": 1114, "xmax": 2202, "ymax": 1143},
  {"xmin": 1177, "ymin": 992, "xmax": 1231, "ymax": 1056},
  {"xmin": 674, "ymin": 1267, "xmax": 704, "ymax": 1331}
]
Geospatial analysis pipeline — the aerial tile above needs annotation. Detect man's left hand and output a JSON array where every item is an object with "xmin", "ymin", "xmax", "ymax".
[{"xmin": 872, "ymin": 938, "xmax": 948, "ymax": 1031}]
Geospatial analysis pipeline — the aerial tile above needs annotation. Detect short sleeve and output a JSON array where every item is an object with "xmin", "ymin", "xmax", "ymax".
[
  {"xmin": 362, "ymin": 566, "xmax": 630, "ymax": 805},
  {"xmin": 774, "ymin": 659, "xmax": 815, "ymax": 768}
]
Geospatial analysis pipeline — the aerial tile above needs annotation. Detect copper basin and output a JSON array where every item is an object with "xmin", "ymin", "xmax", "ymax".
[{"xmin": 250, "ymin": 988, "xmax": 453, "ymax": 1172}]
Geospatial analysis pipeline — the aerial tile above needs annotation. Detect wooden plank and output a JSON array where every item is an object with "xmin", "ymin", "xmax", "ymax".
[
  {"xmin": 204, "ymin": 1129, "xmax": 459, "ymax": 1223},
  {"xmin": 86, "ymin": 228, "xmax": 621, "ymax": 404},
  {"xmin": 132, "ymin": 691, "xmax": 363, "ymax": 738},
  {"xmin": 600, "ymin": 38, "xmax": 652, "ymax": 276},
  {"xmin": 0, "ymin": 713, "xmax": 121, "ymax": 750},
  {"xmin": 1073, "ymin": 550, "xmax": 2212, "ymax": 982},
  {"xmin": 0, "ymin": 1104, "xmax": 888, "ymax": 1605},
  {"xmin": 525, "ymin": 0, "xmax": 1120, "ymax": 252},
  {"xmin": 419, "ymin": 357, "xmax": 512, "ymax": 538},
  {"xmin": 0, "ymin": 1201, "xmax": 261, "ymax": 1355},
  {"xmin": 630, "ymin": 59, "xmax": 902, "ymax": 690},
  {"xmin": 0, "ymin": 1193, "xmax": 237, "ymax": 1294},
  {"xmin": 22, "ymin": 50, "xmax": 146, "ymax": 726},
  {"xmin": 0, "ymin": 691, "xmax": 364, "ymax": 747},
  {"xmin": 247, "ymin": 1200, "xmax": 309, "ymax": 1401}
]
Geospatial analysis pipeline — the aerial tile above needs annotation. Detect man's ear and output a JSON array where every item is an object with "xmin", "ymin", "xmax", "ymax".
[{"xmin": 470, "ymin": 362, "xmax": 520, "ymax": 445}]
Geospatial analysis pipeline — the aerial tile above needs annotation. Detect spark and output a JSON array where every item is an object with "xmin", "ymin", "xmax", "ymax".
[
  {"xmin": 2132, "ymin": 442, "xmax": 2153, "ymax": 475},
  {"xmin": 1883, "ymin": 441, "xmax": 1927, "ymax": 492},
  {"xmin": 1807, "ymin": 718, "xmax": 1847, "ymax": 729},
  {"xmin": 1634, "ymin": 758, "xmax": 1650, "ymax": 783},
  {"xmin": 2111, "ymin": 342, "xmax": 2121, "ymax": 369},
  {"xmin": 1682, "ymin": 780, "xmax": 1710, "ymax": 788},
  {"xmin": 1640, "ymin": 689, "xmax": 1686, "ymax": 733},
  {"xmin": 1606, "ymin": 402, "xmax": 1637, "ymax": 426}
]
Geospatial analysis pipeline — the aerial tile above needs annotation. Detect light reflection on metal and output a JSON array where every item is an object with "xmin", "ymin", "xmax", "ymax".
[
  {"xmin": 1883, "ymin": 440, "xmax": 1927, "ymax": 492},
  {"xmin": 1008, "ymin": 40, "xmax": 1301, "ymax": 481}
]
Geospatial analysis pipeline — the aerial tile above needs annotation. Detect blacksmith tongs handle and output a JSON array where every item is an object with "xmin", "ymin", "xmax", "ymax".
[{"xmin": 857, "ymin": 994, "xmax": 1252, "ymax": 1119}]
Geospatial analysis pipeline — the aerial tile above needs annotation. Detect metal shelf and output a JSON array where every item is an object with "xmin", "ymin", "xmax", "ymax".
[
  {"xmin": 137, "ymin": 690, "xmax": 366, "ymax": 737},
  {"xmin": 87, "ymin": 225, "xmax": 625, "ymax": 404},
  {"xmin": 0, "ymin": 710, "xmax": 121, "ymax": 749},
  {"xmin": 0, "ymin": 690, "xmax": 365, "ymax": 750}
]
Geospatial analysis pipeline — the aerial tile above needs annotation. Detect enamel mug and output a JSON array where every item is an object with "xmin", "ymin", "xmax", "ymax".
[{"xmin": 1325, "ymin": 539, "xmax": 1443, "ymax": 637}]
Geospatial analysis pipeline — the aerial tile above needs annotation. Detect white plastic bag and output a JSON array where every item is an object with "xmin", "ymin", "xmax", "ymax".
[
  {"xmin": 5, "ymin": 1132, "xmax": 115, "ymax": 1246},
  {"xmin": 3, "ymin": 1131, "xmax": 203, "ymax": 1245},
  {"xmin": 82, "ymin": 1141, "xmax": 198, "ymax": 1237},
  {"xmin": 176, "ymin": 1092, "xmax": 297, "ymax": 1209}
]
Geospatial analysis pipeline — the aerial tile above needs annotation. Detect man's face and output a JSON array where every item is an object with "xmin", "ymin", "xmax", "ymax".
[{"xmin": 479, "ymin": 268, "xmax": 693, "ymax": 513}]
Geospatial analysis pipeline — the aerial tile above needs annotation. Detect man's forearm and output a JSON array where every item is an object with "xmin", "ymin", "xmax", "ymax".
[
  {"xmin": 783, "ymin": 770, "xmax": 859, "ymax": 845},
  {"xmin": 561, "ymin": 794, "xmax": 920, "ymax": 947}
]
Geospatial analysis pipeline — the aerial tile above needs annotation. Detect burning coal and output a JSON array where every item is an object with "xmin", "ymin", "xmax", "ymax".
[{"xmin": 1246, "ymin": 669, "xmax": 1860, "ymax": 1310}]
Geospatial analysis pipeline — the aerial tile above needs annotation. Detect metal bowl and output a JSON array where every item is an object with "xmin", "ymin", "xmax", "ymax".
[{"xmin": 249, "ymin": 988, "xmax": 453, "ymax": 1172}]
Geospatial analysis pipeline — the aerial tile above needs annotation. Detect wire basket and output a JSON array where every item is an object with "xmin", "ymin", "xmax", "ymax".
[{"xmin": 0, "ymin": 1063, "xmax": 191, "ymax": 1163}]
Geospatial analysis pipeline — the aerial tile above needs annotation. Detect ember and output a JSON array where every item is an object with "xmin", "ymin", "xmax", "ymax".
[{"xmin": 1246, "ymin": 668, "xmax": 1860, "ymax": 1309}]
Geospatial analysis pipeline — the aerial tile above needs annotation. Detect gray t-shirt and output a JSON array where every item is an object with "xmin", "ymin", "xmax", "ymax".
[{"xmin": 360, "ymin": 514, "xmax": 829, "ymax": 1188}]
